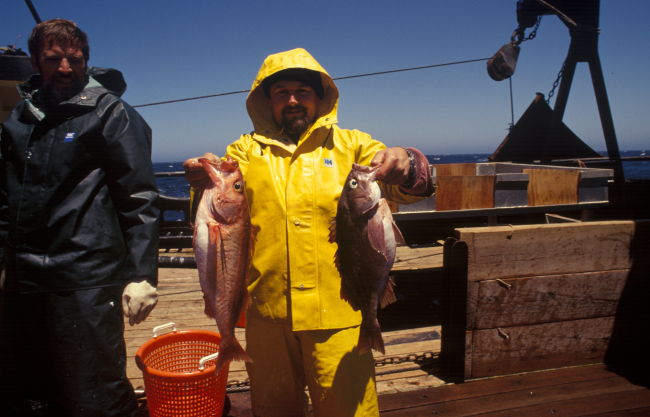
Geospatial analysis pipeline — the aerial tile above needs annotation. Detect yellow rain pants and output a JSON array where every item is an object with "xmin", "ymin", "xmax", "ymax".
[{"xmin": 246, "ymin": 316, "xmax": 379, "ymax": 417}]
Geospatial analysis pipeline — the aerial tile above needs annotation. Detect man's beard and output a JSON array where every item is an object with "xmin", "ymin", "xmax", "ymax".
[
  {"xmin": 281, "ymin": 106, "xmax": 313, "ymax": 134},
  {"xmin": 42, "ymin": 77, "xmax": 86, "ymax": 105}
]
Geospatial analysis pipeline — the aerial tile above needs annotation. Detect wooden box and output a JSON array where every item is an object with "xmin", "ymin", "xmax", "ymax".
[
  {"xmin": 477, "ymin": 162, "xmax": 613, "ymax": 204},
  {"xmin": 440, "ymin": 221, "xmax": 650, "ymax": 383},
  {"xmin": 396, "ymin": 163, "xmax": 612, "ymax": 213}
]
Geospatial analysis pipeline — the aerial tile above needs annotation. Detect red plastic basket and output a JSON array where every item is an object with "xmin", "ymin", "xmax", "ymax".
[{"xmin": 135, "ymin": 323, "xmax": 229, "ymax": 417}]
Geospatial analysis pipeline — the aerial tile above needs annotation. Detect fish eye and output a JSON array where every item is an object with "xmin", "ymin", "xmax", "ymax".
[
  {"xmin": 233, "ymin": 182, "xmax": 244, "ymax": 193},
  {"xmin": 349, "ymin": 179, "xmax": 358, "ymax": 189}
]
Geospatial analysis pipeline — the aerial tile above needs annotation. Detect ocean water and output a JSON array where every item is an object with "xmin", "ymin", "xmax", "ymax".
[{"xmin": 155, "ymin": 150, "xmax": 650, "ymax": 221}]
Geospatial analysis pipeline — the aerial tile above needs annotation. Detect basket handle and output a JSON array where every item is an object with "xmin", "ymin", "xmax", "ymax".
[
  {"xmin": 198, "ymin": 352, "xmax": 219, "ymax": 371},
  {"xmin": 152, "ymin": 322, "xmax": 177, "ymax": 338}
]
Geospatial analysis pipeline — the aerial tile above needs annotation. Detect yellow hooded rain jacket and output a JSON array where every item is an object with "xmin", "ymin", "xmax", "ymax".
[{"xmin": 225, "ymin": 49, "xmax": 425, "ymax": 331}]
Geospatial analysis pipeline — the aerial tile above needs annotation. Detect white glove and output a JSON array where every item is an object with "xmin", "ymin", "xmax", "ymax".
[{"xmin": 122, "ymin": 277, "xmax": 158, "ymax": 326}]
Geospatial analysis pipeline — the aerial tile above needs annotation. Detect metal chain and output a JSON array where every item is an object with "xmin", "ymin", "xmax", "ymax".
[
  {"xmin": 547, "ymin": 60, "xmax": 567, "ymax": 104},
  {"xmin": 521, "ymin": 16, "xmax": 542, "ymax": 42},
  {"xmin": 224, "ymin": 351, "xmax": 439, "ymax": 391},
  {"xmin": 374, "ymin": 351, "xmax": 438, "ymax": 367}
]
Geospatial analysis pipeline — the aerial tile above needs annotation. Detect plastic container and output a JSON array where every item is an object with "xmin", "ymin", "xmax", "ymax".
[{"xmin": 135, "ymin": 323, "xmax": 229, "ymax": 417}]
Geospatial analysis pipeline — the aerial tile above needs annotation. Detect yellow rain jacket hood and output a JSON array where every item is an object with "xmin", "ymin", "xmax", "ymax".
[{"xmin": 225, "ymin": 48, "xmax": 423, "ymax": 330}]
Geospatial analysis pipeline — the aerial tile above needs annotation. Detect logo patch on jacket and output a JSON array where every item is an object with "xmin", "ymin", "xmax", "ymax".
[
  {"xmin": 63, "ymin": 133, "xmax": 75, "ymax": 142},
  {"xmin": 323, "ymin": 158, "xmax": 333, "ymax": 167}
]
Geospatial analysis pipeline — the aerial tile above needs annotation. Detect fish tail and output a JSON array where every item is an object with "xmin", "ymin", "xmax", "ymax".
[
  {"xmin": 357, "ymin": 320, "xmax": 385, "ymax": 355},
  {"xmin": 216, "ymin": 337, "xmax": 252, "ymax": 370}
]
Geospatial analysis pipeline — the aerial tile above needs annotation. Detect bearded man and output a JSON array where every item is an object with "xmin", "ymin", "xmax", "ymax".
[
  {"xmin": 184, "ymin": 48, "xmax": 434, "ymax": 417},
  {"xmin": 0, "ymin": 19, "xmax": 159, "ymax": 416}
]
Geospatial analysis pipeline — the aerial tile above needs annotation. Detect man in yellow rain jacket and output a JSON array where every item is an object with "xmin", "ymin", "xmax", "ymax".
[{"xmin": 184, "ymin": 48, "xmax": 434, "ymax": 416}]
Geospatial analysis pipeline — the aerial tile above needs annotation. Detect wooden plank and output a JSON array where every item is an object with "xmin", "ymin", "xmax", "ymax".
[
  {"xmin": 466, "ymin": 282, "xmax": 479, "ymax": 331},
  {"xmin": 524, "ymin": 169, "xmax": 580, "ymax": 206},
  {"xmin": 464, "ymin": 331, "xmax": 472, "ymax": 380},
  {"xmin": 436, "ymin": 176, "xmax": 495, "ymax": 211},
  {"xmin": 381, "ymin": 376, "xmax": 646, "ymax": 416},
  {"xmin": 589, "ymin": 407, "xmax": 650, "ymax": 416},
  {"xmin": 478, "ymin": 389, "xmax": 650, "ymax": 417},
  {"xmin": 470, "ymin": 317, "xmax": 614, "ymax": 378},
  {"xmin": 373, "ymin": 340, "xmax": 441, "ymax": 359},
  {"xmin": 434, "ymin": 163, "xmax": 477, "ymax": 177},
  {"xmin": 382, "ymin": 327, "xmax": 440, "ymax": 346},
  {"xmin": 378, "ymin": 364, "xmax": 617, "ymax": 412},
  {"xmin": 377, "ymin": 374, "xmax": 446, "ymax": 395},
  {"xmin": 457, "ymin": 221, "xmax": 637, "ymax": 281},
  {"xmin": 475, "ymin": 270, "xmax": 628, "ymax": 329},
  {"xmin": 393, "ymin": 244, "xmax": 443, "ymax": 271}
]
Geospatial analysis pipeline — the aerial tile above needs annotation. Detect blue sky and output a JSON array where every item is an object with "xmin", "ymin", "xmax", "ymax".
[{"xmin": 4, "ymin": 0, "xmax": 649, "ymax": 162}]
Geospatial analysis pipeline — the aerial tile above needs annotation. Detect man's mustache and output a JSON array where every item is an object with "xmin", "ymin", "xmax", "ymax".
[{"xmin": 282, "ymin": 105, "xmax": 307, "ymax": 115}]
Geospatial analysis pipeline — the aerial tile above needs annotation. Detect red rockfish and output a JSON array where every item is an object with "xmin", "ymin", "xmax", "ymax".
[
  {"xmin": 329, "ymin": 164, "xmax": 406, "ymax": 354},
  {"xmin": 193, "ymin": 157, "xmax": 257, "ymax": 370}
]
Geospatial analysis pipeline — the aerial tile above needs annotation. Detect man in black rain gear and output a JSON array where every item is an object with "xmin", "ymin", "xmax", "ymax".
[{"xmin": 0, "ymin": 19, "xmax": 159, "ymax": 417}]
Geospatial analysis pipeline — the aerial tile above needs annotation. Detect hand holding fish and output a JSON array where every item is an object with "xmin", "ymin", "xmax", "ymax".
[
  {"xmin": 183, "ymin": 152, "xmax": 221, "ymax": 191},
  {"xmin": 370, "ymin": 147, "xmax": 411, "ymax": 185}
]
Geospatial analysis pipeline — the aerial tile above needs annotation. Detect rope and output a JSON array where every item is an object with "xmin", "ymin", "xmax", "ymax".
[{"xmin": 132, "ymin": 57, "xmax": 490, "ymax": 108}]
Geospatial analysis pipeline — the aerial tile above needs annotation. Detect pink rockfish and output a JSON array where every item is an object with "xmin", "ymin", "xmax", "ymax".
[
  {"xmin": 193, "ymin": 157, "xmax": 257, "ymax": 370},
  {"xmin": 329, "ymin": 164, "xmax": 406, "ymax": 354}
]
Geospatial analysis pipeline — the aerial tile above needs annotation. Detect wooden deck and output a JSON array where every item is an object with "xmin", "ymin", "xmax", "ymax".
[
  {"xmin": 216, "ymin": 364, "xmax": 650, "ymax": 416},
  {"xmin": 127, "ymin": 244, "xmax": 446, "ymax": 393},
  {"xmin": 129, "ymin": 243, "xmax": 650, "ymax": 416}
]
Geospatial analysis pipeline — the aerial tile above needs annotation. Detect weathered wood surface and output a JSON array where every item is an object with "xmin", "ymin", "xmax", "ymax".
[
  {"xmin": 456, "ymin": 221, "xmax": 639, "ymax": 282},
  {"xmin": 435, "ymin": 176, "xmax": 495, "ymax": 211},
  {"xmin": 393, "ymin": 244, "xmax": 443, "ymax": 271},
  {"xmin": 433, "ymin": 163, "xmax": 477, "ymax": 177},
  {"xmin": 474, "ymin": 270, "xmax": 628, "ymax": 329},
  {"xmin": 470, "ymin": 316, "xmax": 614, "ymax": 378},
  {"xmin": 524, "ymin": 168, "xmax": 580, "ymax": 206},
  {"xmin": 378, "ymin": 364, "xmax": 650, "ymax": 416}
]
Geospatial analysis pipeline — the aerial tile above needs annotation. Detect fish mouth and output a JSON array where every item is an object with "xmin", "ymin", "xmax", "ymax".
[{"xmin": 220, "ymin": 157, "xmax": 239, "ymax": 172}]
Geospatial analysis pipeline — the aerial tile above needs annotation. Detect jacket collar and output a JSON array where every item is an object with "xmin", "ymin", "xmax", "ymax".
[{"xmin": 17, "ymin": 67, "xmax": 127, "ymax": 121}]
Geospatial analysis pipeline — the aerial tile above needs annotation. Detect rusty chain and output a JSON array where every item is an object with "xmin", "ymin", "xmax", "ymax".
[
  {"xmin": 547, "ymin": 60, "xmax": 567, "ymax": 104},
  {"xmin": 225, "ymin": 351, "xmax": 439, "ymax": 391},
  {"xmin": 374, "ymin": 351, "xmax": 438, "ymax": 367}
]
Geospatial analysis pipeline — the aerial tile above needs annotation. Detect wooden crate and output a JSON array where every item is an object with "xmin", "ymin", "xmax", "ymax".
[
  {"xmin": 440, "ymin": 220, "xmax": 650, "ymax": 382},
  {"xmin": 396, "ymin": 162, "xmax": 612, "ymax": 213},
  {"xmin": 478, "ymin": 162, "xmax": 613, "ymax": 204},
  {"xmin": 435, "ymin": 175, "xmax": 495, "ymax": 211}
]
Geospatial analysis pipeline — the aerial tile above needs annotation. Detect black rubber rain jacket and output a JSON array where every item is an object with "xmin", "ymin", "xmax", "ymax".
[{"xmin": 0, "ymin": 67, "xmax": 159, "ymax": 293}]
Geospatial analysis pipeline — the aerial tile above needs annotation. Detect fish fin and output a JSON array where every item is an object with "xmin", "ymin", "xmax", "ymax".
[
  {"xmin": 357, "ymin": 321, "xmax": 385, "ymax": 355},
  {"xmin": 215, "ymin": 337, "xmax": 252, "ymax": 371},
  {"xmin": 333, "ymin": 250, "xmax": 341, "ymax": 274},
  {"xmin": 379, "ymin": 277, "xmax": 397, "ymax": 309},
  {"xmin": 340, "ymin": 282, "xmax": 360, "ymax": 311},
  {"xmin": 208, "ymin": 221, "xmax": 221, "ymax": 245},
  {"xmin": 392, "ymin": 220, "xmax": 406, "ymax": 246},
  {"xmin": 328, "ymin": 217, "xmax": 337, "ymax": 243},
  {"xmin": 367, "ymin": 213, "xmax": 388, "ymax": 260},
  {"xmin": 202, "ymin": 294, "xmax": 217, "ymax": 319}
]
